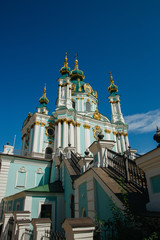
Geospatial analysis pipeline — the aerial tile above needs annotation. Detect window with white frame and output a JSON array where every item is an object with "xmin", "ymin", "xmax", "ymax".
[
  {"xmin": 86, "ymin": 101, "xmax": 91, "ymax": 111},
  {"xmin": 35, "ymin": 168, "xmax": 44, "ymax": 186},
  {"xmin": 16, "ymin": 166, "xmax": 27, "ymax": 188}
]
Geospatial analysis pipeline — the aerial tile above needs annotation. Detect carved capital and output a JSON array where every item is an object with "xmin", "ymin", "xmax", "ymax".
[
  {"xmin": 105, "ymin": 129, "xmax": 111, "ymax": 133},
  {"xmin": 83, "ymin": 124, "xmax": 90, "ymax": 129},
  {"xmin": 75, "ymin": 122, "xmax": 81, "ymax": 127}
]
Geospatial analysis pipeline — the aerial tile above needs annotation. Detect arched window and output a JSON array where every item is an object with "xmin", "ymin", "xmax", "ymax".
[
  {"xmin": 70, "ymin": 194, "xmax": 75, "ymax": 218},
  {"xmin": 72, "ymin": 101, "xmax": 76, "ymax": 109},
  {"xmin": 81, "ymin": 207, "xmax": 86, "ymax": 217},
  {"xmin": 86, "ymin": 102, "xmax": 91, "ymax": 112},
  {"xmin": 45, "ymin": 147, "xmax": 53, "ymax": 159}
]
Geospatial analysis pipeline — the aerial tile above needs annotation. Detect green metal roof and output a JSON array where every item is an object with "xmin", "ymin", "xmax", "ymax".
[{"xmin": 25, "ymin": 181, "xmax": 64, "ymax": 193}]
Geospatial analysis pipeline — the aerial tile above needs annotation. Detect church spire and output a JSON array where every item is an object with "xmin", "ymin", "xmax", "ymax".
[
  {"xmin": 108, "ymin": 72, "xmax": 118, "ymax": 95},
  {"xmin": 59, "ymin": 52, "xmax": 71, "ymax": 77},
  {"xmin": 39, "ymin": 84, "xmax": 49, "ymax": 106}
]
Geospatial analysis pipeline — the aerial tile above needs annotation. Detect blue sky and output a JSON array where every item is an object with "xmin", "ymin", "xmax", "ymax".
[{"xmin": 0, "ymin": 0, "xmax": 160, "ymax": 154}]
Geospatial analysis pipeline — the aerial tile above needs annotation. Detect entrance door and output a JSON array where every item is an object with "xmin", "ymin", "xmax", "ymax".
[{"xmin": 40, "ymin": 204, "xmax": 52, "ymax": 219}]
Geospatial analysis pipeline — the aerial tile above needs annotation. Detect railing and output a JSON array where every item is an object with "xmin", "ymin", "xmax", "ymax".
[
  {"xmin": 70, "ymin": 151, "xmax": 81, "ymax": 175},
  {"xmin": 44, "ymin": 229, "xmax": 65, "ymax": 240},
  {"xmin": 107, "ymin": 149, "xmax": 147, "ymax": 193},
  {"xmin": 23, "ymin": 229, "xmax": 34, "ymax": 240}
]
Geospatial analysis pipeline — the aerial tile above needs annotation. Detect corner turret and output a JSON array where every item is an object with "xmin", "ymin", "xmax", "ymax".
[
  {"xmin": 108, "ymin": 72, "xmax": 124, "ymax": 124},
  {"xmin": 37, "ymin": 84, "xmax": 49, "ymax": 115}
]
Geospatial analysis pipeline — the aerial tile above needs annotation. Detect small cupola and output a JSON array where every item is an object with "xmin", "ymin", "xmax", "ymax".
[
  {"xmin": 39, "ymin": 84, "xmax": 49, "ymax": 106},
  {"xmin": 59, "ymin": 52, "xmax": 71, "ymax": 77},
  {"xmin": 70, "ymin": 54, "xmax": 85, "ymax": 81},
  {"xmin": 108, "ymin": 72, "xmax": 118, "ymax": 95},
  {"xmin": 38, "ymin": 84, "xmax": 49, "ymax": 114}
]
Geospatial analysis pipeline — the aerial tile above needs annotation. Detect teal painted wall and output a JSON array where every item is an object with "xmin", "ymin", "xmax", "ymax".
[
  {"xmin": 64, "ymin": 166, "xmax": 74, "ymax": 218},
  {"xmin": 50, "ymin": 160, "xmax": 56, "ymax": 183},
  {"xmin": 31, "ymin": 196, "xmax": 57, "ymax": 229},
  {"xmin": 94, "ymin": 179, "xmax": 113, "ymax": 222},
  {"xmin": 151, "ymin": 175, "xmax": 160, "ymax": 193},
  {"xmin": 79, "ymin": 182, "xmax": 88, "ymax": 217},
  {"xmin": 13, "ymin": 197, "xmax": 24, "ymax": 211},
  {"xmin": 5, "ymin": 162, "xmax": 50, "ymax": 197}
]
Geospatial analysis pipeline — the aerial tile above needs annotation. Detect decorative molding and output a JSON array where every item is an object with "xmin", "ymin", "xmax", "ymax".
[
  {"xmin": 34, "ymin": 121, "xmax": 40, "ymax": 125},
  {"xmin": 68, "ymin": 120, "xmax": 75, "ymax": 126},
  {"xmin": 76, "ymin": 97, "xmax": 80, "ymax": 100},
  {"xmin": 76, "ymin": 122, "xmax": 81, "ymax": 127},
  {"xmin": 41, "ymin": 123, "xmax": 45, "ymax": 127},
  {"xmin": 81, "ymin": 97, "xmax": 84, "ymax": 100},
  {"xmin": 105, "ymin": 129, "xmax": 111, "ymax": 133},
  {"xmin": 93, "ymin": 125, "xmax": 102, "ymax": 140},
  {"xmin": 113, "ymin": 131, "xmax": 117, "ymax": 135},
  {"xmin": 83, "ymin": 124, "xmax": 91, "ymax": 129},
  {"xmin": 124, "ymin": 133, "xmax": 128, "ymax": 136},
  {"xmin": 93, "ymin": 109, "xmax": 101, "ymax": 120}
]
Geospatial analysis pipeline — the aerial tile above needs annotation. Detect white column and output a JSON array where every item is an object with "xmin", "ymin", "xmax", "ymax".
[
  {"xmin": 70, "ymin": 122, "xmax": 75, "ymax": 147},
  {"xmin": 113, "ymin": 132, "xmax": 118, "ymax": 152},
  {"xmin": 63, "ymin": 120, "xmax": 67, "ymax": 148},
  {"xmin": 81, "ymin": 98, "xmax": 84, "ymax": 111},
  {"xmin": 121, "ymin": 134, "xmax": 126, "ymax": 152},
  {"xmin": 105, "ymin": 130, "xmax": 111, "ymax": 140},
  {"xmin": 54, "ymin": 124, "xmax": 58, "ymax": 152},
  {"xmin": 28, "ymin": 126, "xmax": 33, "ymax": 153},
  {"xmin": 76, "ymin": 123, "xmax": 81, "ymax": 153},
  {"xmin": 39, "ymin": 123, "xmax": 45, "ymax": 153},
  {"xmin": 125, "ymin": 133, "xmax": 129, "ymax": 149},
  {"xmin": 57, "ymin": 120, "xmax": 62, "ymax": 148},
  {"xmin": 84, "ymin": 125, "xmax": 91, "ymax": 150},
  {"xmin": 117, "ymin": 135, "xmax": 121, "ymax": 153},
  {"xmin": 77, "ymin": 98, "xmax": 80, "ymax": 111},
  {"xmin": 32, "ymin": 122, "xmax": 39, "ymax": 153},
  {"xmin": 66, "ymin": 121, "xmax": 68, "ymax": 147},
  {"xmin": 23, "ymin": 196, "xmax": 32, "ymax": 212}
]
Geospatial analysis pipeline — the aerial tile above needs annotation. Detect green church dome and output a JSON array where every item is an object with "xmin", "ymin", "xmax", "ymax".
[
  {"xmin": 108, "ymin": 73, "xmax": 118, "ymax": 95},
  {"xmin": 59, "ymin": 53, "xmax": 71, "ymax": 77},
  {"xmin": 70, "ymin": 55, "xmax": 85, "ymax": 81}
]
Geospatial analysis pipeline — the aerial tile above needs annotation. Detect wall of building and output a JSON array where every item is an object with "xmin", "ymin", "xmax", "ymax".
[
  {"xmin": 5, "ymin": 161, "xmax": 50, "ymax": 197},
  {"xmin": 79, "ymin": 182, "xmax": 88, "ymax": 217},
  {"xmin": 94, "ymin": 179, "xmax": 113, "ymax": 222},
  {"xmin": 64, "ymin": 166, "xmax": 74, "ymax": 218}
]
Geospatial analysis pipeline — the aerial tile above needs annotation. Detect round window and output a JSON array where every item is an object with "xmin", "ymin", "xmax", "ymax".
[{"xmin": 47, "ymin": 127, "xmax": 54, "ymax": 137}]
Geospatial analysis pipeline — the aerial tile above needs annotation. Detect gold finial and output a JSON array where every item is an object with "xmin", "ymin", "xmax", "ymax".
[
  {"xmin": 109, "ymin": 71, "xmax": 113, "ymax": 81},
  {"xmin": 64, "ymin": 52, "xmax": 68, "ymax": 67},
  {"xmin": 43, "ymin": 83, "xmax": 46, "ymax": 97},
  {"xmin": 74, "ymin": 53, "xmax": 78, "ymax": 69}
]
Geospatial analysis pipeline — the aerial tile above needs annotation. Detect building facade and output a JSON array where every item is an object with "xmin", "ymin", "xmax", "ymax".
[{"xmin": 1, "ymin": 55, "xmax": 144, "ymax": 237}]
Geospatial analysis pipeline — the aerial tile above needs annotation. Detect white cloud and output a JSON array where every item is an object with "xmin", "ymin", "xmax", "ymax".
[{"xmin": 124, "ymin": 109, "xmax": 160, "ymax": 133}]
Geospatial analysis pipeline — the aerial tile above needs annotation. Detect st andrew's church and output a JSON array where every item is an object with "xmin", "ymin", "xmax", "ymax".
[{"xmin": 0, "ymin": 54, "xmax": 158, "ymax": 238}]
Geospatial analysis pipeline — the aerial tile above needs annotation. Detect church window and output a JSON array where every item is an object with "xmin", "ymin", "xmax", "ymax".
[
  {"xmin": 40, "ymin": 204, "xmax": 52, "ymax": 219},
  {"xmin": 47, "ymin": 127, "xmax": 54, "ymax": 137},
  {"xmin": 16, "ymin": 202, "xmax": 20, "ymax": 211},
  {"xmin": 151, "ymin": 175, "xmax": 160, "ymax": 193},
  {"xmin": 86, "ymin": 102, "xmax": 91, "ymax": 112},
  {"xmin": 70, "ymin": 194, "xmax": 75, "ymax": 218},
  {"xmin": 72, "ymin": 101, "xmax": 76, "ymax": 109},
  {"xmin": 45, "ymin": 147, "xmax": 53, "ymax": 159},
  {"xmin": 16, "ymin": 166, "xmax": 27, "ymax": 188}
]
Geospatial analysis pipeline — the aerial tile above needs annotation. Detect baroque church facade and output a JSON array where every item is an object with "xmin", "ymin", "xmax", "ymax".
[{"xmin": 0, "ymin": 55, "xmax": 142, "ymax": 234}]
